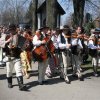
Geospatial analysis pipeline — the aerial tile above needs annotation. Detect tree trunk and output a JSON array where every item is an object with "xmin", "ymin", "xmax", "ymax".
[
  {"xmin": 72, "ymin": 0, "xmax": 85, "ymax": 27},
  {"xmin": 32, "ymin": 0, "xmax": 38, "ymax": 33},
  {"xmin": 46, "ymin": 0, "xmax": 57, "ymax": 29}
]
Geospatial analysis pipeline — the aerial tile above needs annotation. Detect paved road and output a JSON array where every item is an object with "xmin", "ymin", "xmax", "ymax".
[{"xmin": 0, "ymin": 62, "xmax": 100, "ymax": 100}]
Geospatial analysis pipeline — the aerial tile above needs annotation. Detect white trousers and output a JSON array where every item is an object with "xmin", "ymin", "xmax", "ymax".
[
  {"xmin": 6, "ymin": 59, "xmax": 22, "ymax": 77},
  {"xmin": 72, "ymin": 54, "xmax": 81, "ymax": 74},
  {"xmin": 92, "ymin": 57, "xmax": 99, "ymax": 73},
  {"xmin": 92, "ymin": 57, "xmax": 100, "ymax": 66},
  {"xmin": 61, "ymin": 51, "xmax": 70, "ymax": 76},
  {"xmin": 38, "ymin": 59, "xmax": 48, "ymax": 83}
]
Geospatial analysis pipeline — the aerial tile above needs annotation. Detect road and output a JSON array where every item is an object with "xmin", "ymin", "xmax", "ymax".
[{"xmin": 0, "ymin": 61, "xmax": 100, "ymax": 100}]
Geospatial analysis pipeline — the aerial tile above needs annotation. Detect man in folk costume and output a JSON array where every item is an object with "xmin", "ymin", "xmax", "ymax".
[
  {"xmin": 88, "ymin": 33, "xmax": 100, "ymax": 77},
  {"xmin": 32, "ymin": 27, "xmax": 49, "ymax": 85},
  {"xmin": 48, "ymin": 28, "xmax": 62, "ymax": 76},
  {"xmin": 45, "ymin": 28, "xmax": 61, "ymax": 78},
  {"xmin": 78, "ymin": 27, "xmax": 89, "ymax": 64},
  {"xmin": 71, "ymin": 26, "xmax": 83, "ymax": 81},
  {"xmin": 57, "ymin": 25, "xmax": 71, "ymax": 84},
  {"xmin": 4, "ymin": 24, "xmax": 26, "ymax": 90}
]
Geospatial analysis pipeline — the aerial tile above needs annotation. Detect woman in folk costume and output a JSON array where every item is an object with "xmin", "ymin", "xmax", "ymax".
[
  {"xmin": 88, "ymin": 33, "xmax": 100, "ymax": 77},
  {"xmin": 20, "ymin": 31, "xmax": 33, "ymax": 79},
  {"xmin": 20, "ymin": 50, "xmax": 31, "ymax": 79},
  {"xmin": 32, "ymin": 27, "xmax": 49, "ymax": 85},
  {"xmin": 57, "ymin": 25, "xmax": 71, "ymax": 84}
]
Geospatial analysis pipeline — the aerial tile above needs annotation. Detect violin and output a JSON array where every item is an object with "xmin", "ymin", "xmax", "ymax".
[
  {"xmin": 24, "ymin": 33, "xmax": 33, "ymax": 41},
  {"xmin": 65, "ymin": 33, "xmax": 89, "ymax": 40},
  {"xmin": 97, "ymin": 41, "xmax": 100, "ymax": 45}
]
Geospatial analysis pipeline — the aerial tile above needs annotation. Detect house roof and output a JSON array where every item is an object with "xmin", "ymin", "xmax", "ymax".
[{"xmin": 37, "ymin": 1, "xmax": 66, "ymax": 15}]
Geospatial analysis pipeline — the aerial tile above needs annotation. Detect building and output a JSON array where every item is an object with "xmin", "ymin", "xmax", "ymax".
[{"xmin": 37, "ymin": 1, "xmax": 65, "ymax": 29}]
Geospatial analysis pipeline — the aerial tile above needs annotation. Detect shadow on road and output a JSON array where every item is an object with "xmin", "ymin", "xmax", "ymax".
[{"xmin": 0, "ymin": 73, "xmax": 6, "ymax": 80}]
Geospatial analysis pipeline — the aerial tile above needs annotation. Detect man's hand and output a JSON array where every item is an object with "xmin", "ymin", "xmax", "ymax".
[
  {"xmin": 42, "ymin": 40, "xmax": 46, "ymax": 44},
  {"xmin": 67, "ymin": 44, "xmax": 71, "ymax": 48},
  {"xmin": 97, "ymin": 47, "xmax": 100, "ymax": 50}
]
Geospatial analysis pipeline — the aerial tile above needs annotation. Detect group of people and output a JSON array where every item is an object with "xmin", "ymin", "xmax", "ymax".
[{"xmin": 0, "ymin": 24, "xmax": 100, "ymax": 91}]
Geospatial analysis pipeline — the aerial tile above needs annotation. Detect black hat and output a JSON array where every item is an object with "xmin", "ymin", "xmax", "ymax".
[
  {"xmin": 24, "ymin": 25, "xmax": 31, "ymax": 30},
  {"xmin": 95, "ymin": 28, "xmax": 100, "ymax": 31},
  {"xmin": 60, "ymin": 25, "xmax": 69, "ymax": 30},
  {"xmin": 8, "ymin": 24, "xmax": 16, "ymax": 31},
  {"xmin": 55, "ymin": 27, "xmax": 62, "ymax": 32},
  {"xmin": 39, "ymin": 26, "xmax": 49, "ymax": 31},
  {"xmin": 93, "ymin": 28, "xmax": 100, "ymax": 34}
]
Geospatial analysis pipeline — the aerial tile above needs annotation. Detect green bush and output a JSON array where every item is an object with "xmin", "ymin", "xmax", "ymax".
[{"xmin": 84, "ymin": 22, "xmax": 95, "ymax": 35}]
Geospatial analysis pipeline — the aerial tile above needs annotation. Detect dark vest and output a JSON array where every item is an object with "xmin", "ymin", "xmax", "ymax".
[
  {"xmin": 60, "ymin": 34, "xmax": 66, "ymax": 44},
  {"xmin": 71, "ymin": 39, "xmax": 80, "ymax": 55},
  {"xmin": 89, "ymin": 38, "xmax": 98, "ymax": 57},
  {"xmin": 5, "ymin": 35, "xmax": 22, "ymax": 58}
]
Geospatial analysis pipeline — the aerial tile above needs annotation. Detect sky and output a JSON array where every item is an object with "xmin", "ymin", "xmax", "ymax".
[
  {"xmin": 58, "ymin": 0, "xmax": 100, "ymax": 25},
  {"xmin": 58, "ymin": 0, "xmax": 73, "ymax": 25},
  {"xmin": 0, "ymin": 0, "xmax": 73, "ymax": 25},
  {"xmin": 0, "ymin": 0, "xmax": 99, "ymax": 25}
]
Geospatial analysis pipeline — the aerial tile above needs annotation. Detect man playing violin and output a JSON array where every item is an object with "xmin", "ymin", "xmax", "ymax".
[
  {"xmin": 71, "ymin": 26, "xmax": 83, "ymax": 81},
  {"xmin": 88, "ymin": 32, "xmax": 100, "ymax": 77},
  {"xmin": 57, "ymin": 25, "xmax": 71, "ymax": 84}
]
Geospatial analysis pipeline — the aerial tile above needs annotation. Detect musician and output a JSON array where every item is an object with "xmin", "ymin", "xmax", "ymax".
[
  {"xmin": 57, "ymin": 25, "xmax": 71, "ymax": 84},
  {"xmin": 45, "ymin": 29, "xmax": 60, "ymax": 78},
  {"xmin": 49, "ymin": 28, "xmax": 61, "ymax": 76},
  {"xmin": 4, "ymin": 24, "xmax": 26, "ymax": 90},
  {"xmin": 88, "ymin": 33, "xmax": 100, "ymax": 77},
  {"xmin": 32, "ymin": 27, "xmax": 49, "ymax": 85},
  {"xmin": 71, "ymin": 26, "xmax": 83, "ymax": 80},
  {"xmin": 77, "ymin": 27, "xmax": 89, "ymax": 65}
]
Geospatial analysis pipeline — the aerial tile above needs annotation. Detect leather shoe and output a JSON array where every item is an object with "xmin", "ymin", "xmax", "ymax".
[
  {"xmin": 8, "ymin": 83, "xmax": 13, "ymax": 88},
  {"xmin": 43, "ymin": 80, "xmax": 48, "ymax": 84},
  {"xmin": 65, "ymin": 80, "xmax": 71, "ymax": 84},
  {"xmin": 94, "ymin": 73, "xmax": 98, "ymax": 77},
  {"xmin": 72, "ymin": 74, "xmax": 77, "ymax": 78},
  {"xmin": 60, "ymin": 76, "xmax": 64, "ymax": 80},
  {"xmin": 38, "ymin": 82, "xmax": 43, "ymax": 85},
  {"xmin": 46, "ymin": 73, "xmax": 52, "ymax": 78},
  {"xmin": 78, "ymin": 76, "xmax": 84, "ymax": 81}
]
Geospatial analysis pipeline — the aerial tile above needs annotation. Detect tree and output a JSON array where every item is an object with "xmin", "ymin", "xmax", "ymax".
[
  {"xmin": 0, "ymin": 0, "xmax": 30, "ymax": 25},
  {"xmin": 72, "ymin": 0, "xmax": 85, "ymax": 27},
  {"xmin": 31, "ymin": 0, "xmax": 38, "ymax": 33},
  {"xmin": 61, "ymin": 0, "xmax": 100, "ymax": 27},
  {"xmin": 46, "ymin": 0, "xmax": 57, "ymax": 29}
]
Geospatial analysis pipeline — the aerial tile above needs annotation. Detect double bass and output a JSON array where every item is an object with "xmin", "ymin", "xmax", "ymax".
[{"xmin": 32, "ymin": 32, "xmax": 55, "ymax": 62}]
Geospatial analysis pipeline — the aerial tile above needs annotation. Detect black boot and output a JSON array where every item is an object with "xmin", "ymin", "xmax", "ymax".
[
  {"xmin": 17, "ymin": 76, "xmax": 26, "ymax": 91},
  {"xmin": 7, "ymin": 77, "xmax": 13, "ymax": 88}
]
